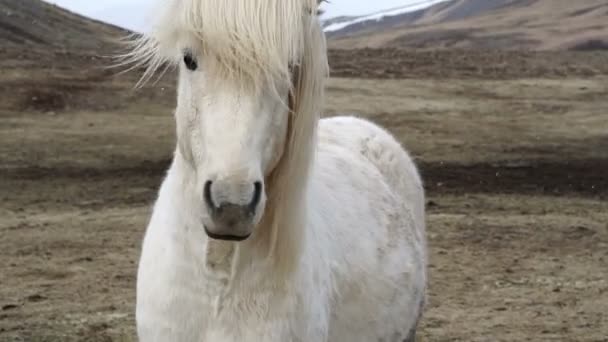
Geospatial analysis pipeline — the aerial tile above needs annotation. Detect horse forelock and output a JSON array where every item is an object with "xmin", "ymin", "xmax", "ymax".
[{"xmin": 121, "ymin": 0, "xmax": 324, "ymax": 90}]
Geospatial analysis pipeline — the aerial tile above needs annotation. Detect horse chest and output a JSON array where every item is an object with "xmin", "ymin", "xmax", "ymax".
[
  {"xmin": 138, "ymin": 251, "xmax": 315, "ymax": 341},
  {"xmin": 161, "ymin": 288, "xmax": 313, "ymax": 342}
]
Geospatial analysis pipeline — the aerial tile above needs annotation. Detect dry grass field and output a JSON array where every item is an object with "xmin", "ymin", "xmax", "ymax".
[
  {"xmin": 1, "ymin": 2, "xmax": 608, "ymax": 341},
  {"xmin": 1, "ymin": 50, "xmax": 607, "ymax": 341}
]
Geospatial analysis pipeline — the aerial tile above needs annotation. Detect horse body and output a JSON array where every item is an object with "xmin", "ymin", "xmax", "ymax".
[
  {"xmin": 125, "ymin": 0, "xmax": 427, "ymax": 341},
  {"xmin": 136, "ymin": 116, "xmax": 426, "ymax": 342},
  {"xmin": 314, "ymin": 116, "xmax": 427, "ymax": 342}
]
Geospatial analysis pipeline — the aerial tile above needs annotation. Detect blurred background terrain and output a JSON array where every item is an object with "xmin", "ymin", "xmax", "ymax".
[{"xmin": 0, "ymin": 0, "xmax": 607, "ymax": 341}]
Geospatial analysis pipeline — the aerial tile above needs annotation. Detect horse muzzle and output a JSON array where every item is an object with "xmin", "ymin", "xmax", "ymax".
[{"xmin": 202, "ymin": 180, "xmax": 263, "ymax": 241}]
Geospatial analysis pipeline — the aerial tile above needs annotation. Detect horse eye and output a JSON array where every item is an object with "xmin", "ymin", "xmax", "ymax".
[{"xmin": 183, "ymin": 53, "xmax": 198, "ymax": 71}]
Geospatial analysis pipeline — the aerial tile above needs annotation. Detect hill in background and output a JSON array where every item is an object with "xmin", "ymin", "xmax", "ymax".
[
  {"xmin": 1, "ymin": 0, "xmax": 607, "ymax": 114},
  {"xmin": 0, "ymin": 0, "xmax": 127, "ymax": 53},
  {"xmin": 328, "ymin": 0, "xmax": 608, "ymax": 50},
  {"xmin": 0, "ymin": 0, "xmax": 173, "ymax": 113}
]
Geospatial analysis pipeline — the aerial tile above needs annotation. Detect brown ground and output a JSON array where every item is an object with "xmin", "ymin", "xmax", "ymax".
[
  {"xmin": 328, "ymin": 49, "xmax": 608, "ymax": 79},
  {"xmin": 1, "ymin": 50, "xmax": 608, "ymax": 342}
]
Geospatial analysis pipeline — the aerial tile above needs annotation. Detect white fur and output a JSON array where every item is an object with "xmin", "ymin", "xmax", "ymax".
[{"xmin": 126, "ymin": 0, "xmax": 427, "ymax": 341}]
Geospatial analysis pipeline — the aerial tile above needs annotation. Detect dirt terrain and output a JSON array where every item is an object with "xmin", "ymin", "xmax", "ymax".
[
  {"xmin": 1, "ymin": 1, "xmax": 608, "ymax": 341},
  {"xmin": 1, "ymin": 49, "xmax": 608, "ymax": 341},
  {"xmin": 328, "ymin": 48, "xmax": 608, "ymax": 79}
]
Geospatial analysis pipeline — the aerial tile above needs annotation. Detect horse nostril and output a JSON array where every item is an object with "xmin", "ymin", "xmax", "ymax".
[
  {"xmin": 205, "ymin": 180, "xmax": 262, "ymax": 216},
  {"xmin": 203, "ymin": 180, "xmax": 215, "ymax": 209},
  {"xmin": 248, "ymin": 181, "xmax": 263, "ymax": 214}
]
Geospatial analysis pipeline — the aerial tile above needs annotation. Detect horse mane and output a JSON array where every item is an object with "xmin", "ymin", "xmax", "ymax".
[
  {"xmin": 118, "ymin": 0, "xmax": 324, "ymax": 90},
  {"xmin": 118, "ymin": 0, "xmax": 329, "ymax": 274},
  {"xmin": 263, "ymin": 9, "xmax": 328, "ymax": 274}
]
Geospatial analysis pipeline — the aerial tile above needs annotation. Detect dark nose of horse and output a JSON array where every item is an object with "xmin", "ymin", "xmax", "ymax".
[
  {"xmin": 203, "ymin": 181, "xmax": 262, "ymax": 241},
  {"xmin": 204, "ymin": 181, "xmax": 262, "ymax": 214}
]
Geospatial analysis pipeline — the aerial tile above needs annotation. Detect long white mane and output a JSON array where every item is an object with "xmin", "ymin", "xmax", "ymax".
[{"xmin": 121, "ymin": 0, "xmax": 329, "ymax": 273}]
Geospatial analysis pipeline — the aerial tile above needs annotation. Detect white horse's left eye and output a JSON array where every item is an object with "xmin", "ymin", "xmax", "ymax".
[{"xmin": 183, "ymin": 52, "xmax": 198, "ymax": 71}]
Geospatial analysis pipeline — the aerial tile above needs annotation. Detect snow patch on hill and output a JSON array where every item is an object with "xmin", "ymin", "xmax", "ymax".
[{"xmin": 323, "ymin": 0, "xmax": 452, "ymax": 32}]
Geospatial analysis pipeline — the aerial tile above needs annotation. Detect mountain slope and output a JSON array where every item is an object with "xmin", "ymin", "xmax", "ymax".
[
  {"xmin": 0, "ymin": 0, "xmax": 171, "ymax": 113},
  {"xmin": 0, "ymin": 0, "xmax": 128, "ymax": 53},
  {"xmin": 329, "ymin": 0, "xmax": 608, "ymax": 50},
  {"xmin": 324, "ymin": 0, "xmax": 451, "ymax": 35}
]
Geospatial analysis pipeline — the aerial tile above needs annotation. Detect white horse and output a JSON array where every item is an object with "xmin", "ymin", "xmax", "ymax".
[{"xmin": 122, "ymin": 0, "xmax": 427, "ymax": 341}]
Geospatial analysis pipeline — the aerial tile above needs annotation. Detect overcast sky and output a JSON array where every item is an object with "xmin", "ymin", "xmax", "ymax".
[{"xmin": 44, "ymin": 0, "xmax": 423, "ymax": 31}]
